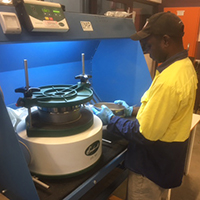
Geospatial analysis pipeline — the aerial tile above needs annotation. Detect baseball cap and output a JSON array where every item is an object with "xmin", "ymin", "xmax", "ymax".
[{"xmin": 131, "ymin": 12, "xmax": 184, "ymax": 41}]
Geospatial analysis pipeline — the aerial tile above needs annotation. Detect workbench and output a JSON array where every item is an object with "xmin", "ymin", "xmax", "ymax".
[{"xmin": 35, "ymin": 129, "xmax": 129, "ymax": 200}]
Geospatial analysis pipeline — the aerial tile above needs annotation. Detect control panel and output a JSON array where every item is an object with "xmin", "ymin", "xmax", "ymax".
[{"xmin": 15, "ymin": 0, "xmax": 69, "ymax": 32}]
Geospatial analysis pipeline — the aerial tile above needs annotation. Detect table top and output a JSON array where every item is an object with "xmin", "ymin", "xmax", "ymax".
[{"xmin": 191, "ymin": 113, "xmax": 200, "ymax": 130}]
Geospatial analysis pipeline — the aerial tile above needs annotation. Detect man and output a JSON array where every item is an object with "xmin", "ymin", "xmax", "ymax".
[{"xmin": 93, "ymin": 12, "xmax": 198, "ymax": 200}]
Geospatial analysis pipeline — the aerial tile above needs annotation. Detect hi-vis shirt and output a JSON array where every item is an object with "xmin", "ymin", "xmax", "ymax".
[
  {"xmin": 137, "ymin": 57, "xmax": 197, "ymax": 142},
  {"xmin": 107, "ymin": 50, "xmax": 198, "ymax": 188}
]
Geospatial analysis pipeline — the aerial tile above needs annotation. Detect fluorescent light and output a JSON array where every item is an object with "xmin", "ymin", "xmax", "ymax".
[{"xmin": 1, "ymin": 0, "xmax": 12, "ymax": 4}]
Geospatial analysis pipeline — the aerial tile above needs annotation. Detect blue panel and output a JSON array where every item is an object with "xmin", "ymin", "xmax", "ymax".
[
  {"xmin": 0, "ymin": 40, "xmax": 96, "ymax": 107},
  {"xmin": 0, "ymin": 93, "xmax": 39, "ymax": 200},
  {"xmin": 92, "ymin": 38, "xmax": 152, "ymax": 106},
  {"xmin": 0, "ymin": 38, "xmax": 151, "ymax": 108},
  {"xmin": 0, "ymin": 40, "xmax": 99, "ymax": 72}
]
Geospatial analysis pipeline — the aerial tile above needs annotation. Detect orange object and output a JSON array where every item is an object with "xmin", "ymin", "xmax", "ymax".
[
  {"xmin": 164, "ymin": 7, "xmax": 200, "ymax": 57},
  {"xmin": 108, "ymin": 195, "xmax": 123, "ymax": 200}
]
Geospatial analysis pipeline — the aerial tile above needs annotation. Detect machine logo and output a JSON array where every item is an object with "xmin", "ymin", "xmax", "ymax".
[{"xmin": 85, "ymin": 141, "xmax": 100, "ymax": 156}]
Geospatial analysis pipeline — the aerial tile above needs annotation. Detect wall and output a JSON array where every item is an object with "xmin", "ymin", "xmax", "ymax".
[
  {"xmin": 159, "ymin": 0, "xmax": 200, "ymax": 60},
  {"xmin": 159, "ymin": 0, "xmax": 200, "ymax": 11}
]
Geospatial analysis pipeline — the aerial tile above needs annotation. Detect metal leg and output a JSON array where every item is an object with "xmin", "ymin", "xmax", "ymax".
[
  {"xmin": 184, "ymin": 126, "xmax": 197, "ymax": 175},
  {"xmin": 166, "ymin": 189, "xmax": 171, "ymax": 200}
]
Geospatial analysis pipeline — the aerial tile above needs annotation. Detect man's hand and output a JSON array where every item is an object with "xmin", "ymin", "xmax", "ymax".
[
  {"xmin": 92, "ymin": 105, "xmax": 114, "ymax": 125},
  {"xmin": 114, "ymin": 100, "xmax": 133, "ymax": 117}
]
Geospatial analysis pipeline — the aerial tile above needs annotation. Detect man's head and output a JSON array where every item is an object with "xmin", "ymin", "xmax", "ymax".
[
  {"xmin": 131, "ymin": 12, "xmax": 184, "ymax": 41},
  {"xmin": 131, "ymin": 12, "xmax": 184, "ymax": 63}
]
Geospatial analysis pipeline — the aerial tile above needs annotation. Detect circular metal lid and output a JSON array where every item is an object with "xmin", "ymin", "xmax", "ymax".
[
  {"xmin": 22, "ymin": 84, "xmax": 93, "ymax": 108},
  {"xmin": 26, "ymin": 108, "xmax": 94, "ymax": 137}
]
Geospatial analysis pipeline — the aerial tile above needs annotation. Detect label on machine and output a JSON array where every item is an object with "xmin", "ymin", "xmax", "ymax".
[{"xmin": 80, "ymin": 21, "xmax": 93, "ymax": 31}]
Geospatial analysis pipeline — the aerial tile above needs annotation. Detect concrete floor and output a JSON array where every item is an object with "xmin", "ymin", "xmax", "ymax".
[{"xmin": 109, "ymin": 122, "xmax": 200, "ymax": 200}]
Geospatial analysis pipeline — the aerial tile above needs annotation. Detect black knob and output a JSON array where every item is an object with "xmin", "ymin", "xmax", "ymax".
[
  {"xmin": 15, "ymin": 87, "xmax": 40, "ymax": 97},
  {"xmin": 75, "ymin": 74, "xmax": 92, "ymax": 84}
]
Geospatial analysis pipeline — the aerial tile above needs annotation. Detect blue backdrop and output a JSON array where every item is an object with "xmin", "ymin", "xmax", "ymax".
[{"xmin": 0, "ymin": 38, "xmax": 151, "ymax": 107}]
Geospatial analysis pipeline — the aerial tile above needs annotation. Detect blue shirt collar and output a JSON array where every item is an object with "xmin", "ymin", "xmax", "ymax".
[{"xmin": 157, "ymin": 50, "xmax": 188, "ymax": 73}]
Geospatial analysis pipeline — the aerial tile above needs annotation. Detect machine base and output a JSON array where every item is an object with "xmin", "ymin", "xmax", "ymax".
[{"xmin": 16, "ymin": 115, "xmax": 103, "ymax": 177}]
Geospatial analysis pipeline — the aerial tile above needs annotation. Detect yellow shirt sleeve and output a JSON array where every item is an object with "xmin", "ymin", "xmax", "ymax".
[{"xmin": 137, "ymin": 77, "xmax": 178, "ymax": 141}]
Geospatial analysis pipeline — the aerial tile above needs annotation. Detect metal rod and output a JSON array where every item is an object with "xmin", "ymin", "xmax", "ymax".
[
  {"xmin": 102, "ymin": 138, "xmax": 112, "ymax": 144},
  {"xmin": 24, "ymin": 59, "xmax": 29, "ymax": 89},
  {"xmin": 24, "ymin": 59, "xmax": 32, "ymax": 127},
  {"xmin": 32, "ymin": 176, "xmax": 50, "ymax": 189},
  {"xmin": 82, "ymin": 53, "xmax": 85, "ymax": 75}
]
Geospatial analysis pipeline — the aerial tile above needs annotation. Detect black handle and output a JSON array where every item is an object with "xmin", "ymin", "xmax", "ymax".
[{"xmin": 15, "ymin": 87, "xmax": 40, "ymax": 97}]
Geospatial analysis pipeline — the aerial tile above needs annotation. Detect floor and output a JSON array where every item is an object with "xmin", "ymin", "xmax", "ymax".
[{"xmin": 109, "ymin": 121, "xmax": 200, "ymax": 200}]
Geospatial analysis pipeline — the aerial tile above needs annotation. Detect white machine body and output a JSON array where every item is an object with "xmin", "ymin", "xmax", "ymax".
[{"xmin": 16, "ymin": 115, "xmax": 102, "ymax": 177}]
